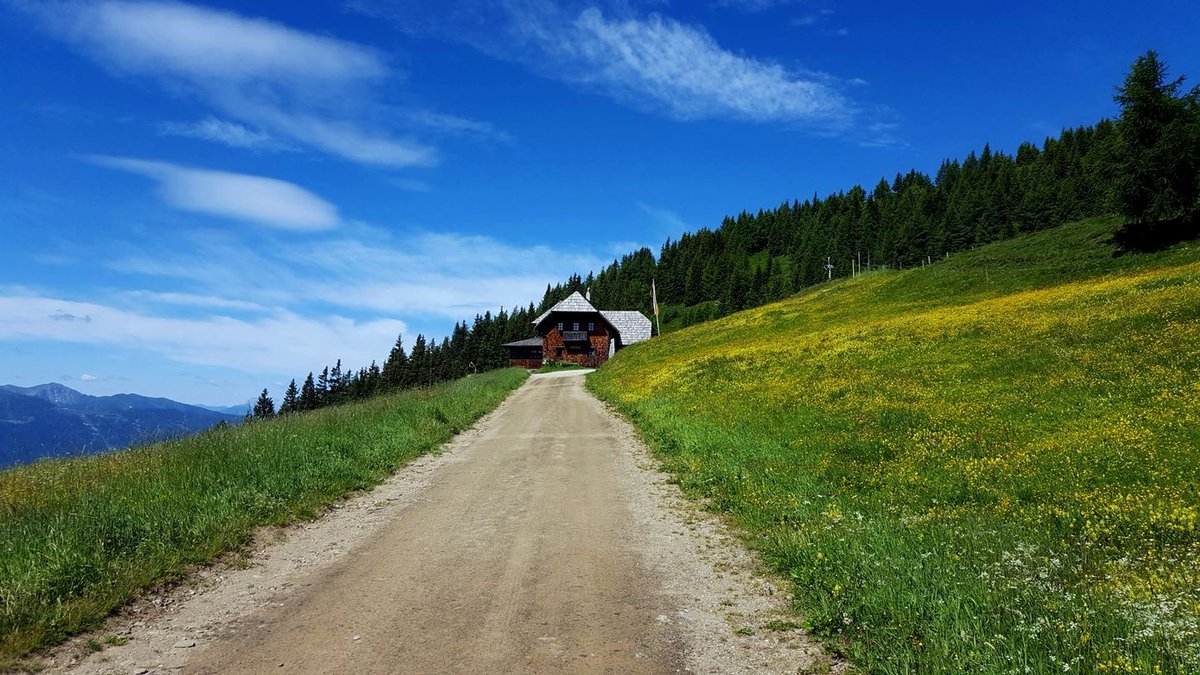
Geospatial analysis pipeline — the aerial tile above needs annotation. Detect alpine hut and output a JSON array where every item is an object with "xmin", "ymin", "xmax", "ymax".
[{"xmin": 501, "ymin": 291, "xmax": 652, "ymax": 368}]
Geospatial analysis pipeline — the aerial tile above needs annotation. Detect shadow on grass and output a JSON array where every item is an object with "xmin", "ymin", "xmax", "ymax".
[{"xmin": 1111, "ymin": 214, "xmax": 1200, "ymax": 253}]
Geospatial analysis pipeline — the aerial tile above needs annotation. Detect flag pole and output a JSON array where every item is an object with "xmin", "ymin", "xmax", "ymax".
[{"xmin": 652, "ymin": 279, "xmax": 661, "ymax": 337}]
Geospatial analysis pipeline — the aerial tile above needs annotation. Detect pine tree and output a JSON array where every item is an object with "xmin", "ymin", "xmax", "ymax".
[
  {"xmin": 280, "ymin": 379, "xmax": 299, "ymax": 414},
  {"xmin": 252, "ymin": 388, "xmax": 275, "ymax": 420},
  {"xmin": 329, "ymin": 359, "xmax": 345, "ymax": 404},
  {"xmin": 382, "ymin": 334, "xmax": 409, "ymax": 390},
  {"xmin": 316, "ymin": 366, "xmax": 330, "ymax": 406},
  {"xmin": 1114, "ymin": 50, "xmax": 1200, "ymax": 225},
  {"xmin": 299, "ymin": 372, "xmax": 318, "ymax": 411},
  {"xmin": 408, "ymin": 334, "xmax": 429, "ymax": 387}
]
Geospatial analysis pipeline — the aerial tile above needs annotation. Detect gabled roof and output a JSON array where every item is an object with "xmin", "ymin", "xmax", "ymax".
[
  {"xmin": 530, "ymin": 291, "xmax": 653, "ymax": 345},
  {"xmin": 601, "ymin": 311, "xmax": 652, "ymax": 345},
  {"xmin": 500, "ymin": 337, "xmax": 544, "ymax": 348},
  {"xmin": 531, "ymin": 291, "xmax": 598, "ymax": 326}
]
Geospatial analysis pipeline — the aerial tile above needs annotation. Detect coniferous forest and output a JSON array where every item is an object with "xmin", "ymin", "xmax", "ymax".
[{"xmin": 253, "ymin": 50, "xmax": 1199, "ymax": 420}]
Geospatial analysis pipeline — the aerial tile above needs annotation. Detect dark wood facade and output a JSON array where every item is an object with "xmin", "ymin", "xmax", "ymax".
[{"xmin": 541, "ymin": 313, "xmax": 612, "ymax": 368}]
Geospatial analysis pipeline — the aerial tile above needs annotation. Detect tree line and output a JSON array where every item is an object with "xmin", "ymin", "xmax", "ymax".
[
  {"xmin": 249, "ymin": 50, "xmax": 1198, "ymax": 421},
  {"xmin": 248, "ymin": 306, "xmax": 540, "ymax": 420}
]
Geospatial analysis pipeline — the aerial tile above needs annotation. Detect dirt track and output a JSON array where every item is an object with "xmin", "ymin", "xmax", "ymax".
[{"xmin": 55, "ymin": 371, "xmax": 827, "ymax": 674}]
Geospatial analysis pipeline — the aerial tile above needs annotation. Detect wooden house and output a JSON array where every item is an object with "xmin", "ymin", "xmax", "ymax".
[{"xmin": 501, "ymin": 291, "xmax": 652, "ymax": 368}]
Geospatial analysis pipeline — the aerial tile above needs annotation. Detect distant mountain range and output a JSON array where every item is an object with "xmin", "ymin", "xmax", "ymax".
[
  {"xmin": 0, "ymin": 383, "xmax": 242, "ymax": 468},
  {"xmin": 197, "ymin": 402, "xmax": 253, "ymax": 416}
]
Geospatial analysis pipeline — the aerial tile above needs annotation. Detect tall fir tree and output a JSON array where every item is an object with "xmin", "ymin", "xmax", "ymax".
[
  {"xmin": 279, "ymin": 379, "xmax": 299, "ymax": 415},
  {"xmin": 252, "ymin": 388, "xmax": 275, "ymax": 420},
  {"xmin": 1114, "ymin": 50, "xmax": 1200, "ymax": 225},
  {"xmin": 382, "ymin": 334, "xmax": 409, "ymax": 390},
  {"xmin": 299, "ymin": 372, "xmax": 318, "ymax": 411}
]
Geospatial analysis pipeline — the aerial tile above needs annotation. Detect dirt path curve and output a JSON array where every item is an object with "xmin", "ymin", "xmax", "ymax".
[{"xmin": 54, "ymin": 371, "xmax": 828, "ymax": 674}]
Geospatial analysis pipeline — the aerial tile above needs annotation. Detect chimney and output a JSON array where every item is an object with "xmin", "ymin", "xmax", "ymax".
[{"xmin": 585, "ymin": 288, "xmax": 591, "ymax": 301}]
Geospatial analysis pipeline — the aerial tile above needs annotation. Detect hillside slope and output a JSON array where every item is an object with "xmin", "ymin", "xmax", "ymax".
[
  {"xmin": 0, "ymin": 369, "xmax": 526, "ymax": 665},
  {"xmin": 589, "ymin": 216, "xmax": 1200, "ymax": 673}
]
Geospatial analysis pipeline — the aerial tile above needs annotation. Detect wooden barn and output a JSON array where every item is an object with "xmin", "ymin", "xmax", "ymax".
[{"xmin": 501, "ymin": 291, "xmax": 652, "ymax": 368}]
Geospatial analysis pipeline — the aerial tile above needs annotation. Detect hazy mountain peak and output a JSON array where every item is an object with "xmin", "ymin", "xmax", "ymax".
[{"xmin": 0, "ymin": 382, "xmax": 89, "ymax": 407}]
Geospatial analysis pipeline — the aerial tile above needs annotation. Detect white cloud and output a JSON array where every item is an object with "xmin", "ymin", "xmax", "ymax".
[
  {"xmin": 121, "ymin": 291, "xmax": 267, "ymax": 312},
  {"xmin": 0, "ymin": 293, "xmax": 407, "ymax": 376},
  {"xmin": 109, "ymin": 229, "xmax": 610, "ymax": 321},
  {"xmin": 240, "ymin": 106, "xmax": 434, "ymax": 167},
  {"xmin": 80, "ymin": 373, "xmax": 97, "ymax": 381},
  {"xmin": 160, "ymin": 117, "xmax": 283, "ymax": 150},
  {"xmin": 1, "ymin": 226, "xmax": 619, "ymax": 397},
  {"xmin": 351, "ymin": 1, "xmax": 856, "ymax": 129},
  {"xmin": 89, "ymin": 156, "xmax": 339, "ymax": 231},
  {"xmin": 636, "ymin": 201, "xmax": 688, "ymax": 232},
  {"xmin": 566, "ymin": 9, "xmax": 849, "ymax": 125},
  {"xmin": 62, "ymin": 1, "xmax": 387, "ymax": 84},
  {"xmin": 29, "ymin": 1, "xmax": 447, "ymax": 166}
]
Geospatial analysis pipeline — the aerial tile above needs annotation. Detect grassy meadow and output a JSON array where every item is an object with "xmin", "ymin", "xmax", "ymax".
[
  {"xmin": 590, "ymin": 217, "xmax": 1200, "ymax": 673},
  {"xmin": 534, "ymin": 361, "xmax": 589, "ymax": 373},
  {"xmin": 0, "ymin": 368, "xmax": 527, "ymax": 666}
]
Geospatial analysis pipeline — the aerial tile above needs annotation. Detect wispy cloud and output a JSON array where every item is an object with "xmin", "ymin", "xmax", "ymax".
[
  {"xmin": 636, "ymin": 201, "xmax": 688, "ymax": 232},
  {"xmin": 0, "ymin": 293, "xmax": 408, "ymax": 375},
  {"xmin": 0, "ymin": 228, "xmax": 614, "ymax": 383},
  {"xmin": 566, "ymin": 9, "xmax": 850, "ymax": 125},
  {"xmin": 24, "ymin": 1, "xmax": 484, "ymax": 166},
  {"xmin": 159, "ymin": 117, "xmax": 285, "ymax": 151},
  {"xmin": 88, "ymin": 156, "xmax": 339, "ymax": 231},
  {"xmin": 109, "ymin": 228, "xmax": 610, "ymax": 321},
  {"xmin": 712, "ymin": 0, "xmax": 803, "ymax": 12},
  {"xmin": 121, "ymin": 290, "xmax": 268, "ymax": 313},
  {"xmin": 352, "ymin": 1, "xmax": 857, "ymax": 130}
]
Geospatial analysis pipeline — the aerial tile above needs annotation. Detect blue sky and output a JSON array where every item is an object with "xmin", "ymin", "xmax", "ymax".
[{"xmin": 1, "ymin": 0, "xmax": 1197, "ymax": 405}]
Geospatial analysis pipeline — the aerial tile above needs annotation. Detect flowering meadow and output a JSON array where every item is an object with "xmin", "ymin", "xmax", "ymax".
[{"xmin": 590, "ymin": 218, "xmax": 1200, "ymax": 673}]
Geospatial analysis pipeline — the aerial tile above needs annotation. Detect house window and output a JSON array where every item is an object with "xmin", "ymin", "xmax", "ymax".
[
  {"xmin": 573, "ymin": 322, "xmax": 579, "ymax": 331},
  {"xmin": 588, "ymin": 322, "xmax": 594, "ymax": 331},
  {"xmin": 557, "ymin": 322, "xmax": 563, "ymax": 332}
]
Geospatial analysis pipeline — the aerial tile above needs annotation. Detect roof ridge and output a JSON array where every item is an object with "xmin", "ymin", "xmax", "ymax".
[{"xmin": 532, "ymin": 290, "xmax": 599, "ymax": 325}]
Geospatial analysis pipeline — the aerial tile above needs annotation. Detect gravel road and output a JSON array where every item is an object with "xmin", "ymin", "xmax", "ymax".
[{"xmin": 51, "ymin": 371, "xmax": 830, "ymax": 674}]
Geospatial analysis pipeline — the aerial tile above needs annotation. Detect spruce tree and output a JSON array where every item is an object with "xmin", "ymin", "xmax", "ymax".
[
  {"xmin": 299, "ymin": 372, "xmax": 318, "ymax": 411},
  {"xmin": 1114, "ymin": 50, "xmax": 1200, "ymax": 225},
  {"xmin": 316, "ymin": 367, "xmax": 330, "ymax": 406},
  {"xmin": 252, "ymin": 388, "xmax": 275, "ymax": 420},
  {"xmin": 382, "ymin": 334, "xmax": 409, "ymax": 390},
  {"xmin": 280, "ymin": 379, "xmax": 299, "ymax": 414}
]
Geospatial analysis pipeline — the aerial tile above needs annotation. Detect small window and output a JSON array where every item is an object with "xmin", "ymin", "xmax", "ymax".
[
  {"xmin": 573, "ymin": 322, "xmax": 579, "ymax": 331},
  {"xmin": 588, "ymin": 322, "xmax": 594, "ymax": 331},
  {"xmin": 557, "ymin": 322, "xmax": 563, "ymax": 332}
]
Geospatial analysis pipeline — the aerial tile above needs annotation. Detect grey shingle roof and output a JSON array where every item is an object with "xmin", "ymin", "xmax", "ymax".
[
  {"xmin": 530, "ymin": 291, "xmax": 652, "ymax": 345},
  {"xmin": 601, "ymin": 311, "xmax": 652, "ymax": 345},
  {"xmin": 500, "ymin": 337, "xmax": 544, "ymax": 348},
  {"xmin": 531, "ymin": 291, "xmax": 598, "ymax": 326}
]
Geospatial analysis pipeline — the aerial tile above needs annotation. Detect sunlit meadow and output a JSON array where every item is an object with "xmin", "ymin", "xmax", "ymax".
[{"xmin": 591, "ymin": 217, "xmax": 1200, "ymax": 673}]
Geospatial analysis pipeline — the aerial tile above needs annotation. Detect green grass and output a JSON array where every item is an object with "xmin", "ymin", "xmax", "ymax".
[
  {"xmin": 534, "ymin": 361, "xmax": 588, "ymax": 373},
  {"xmin": 0, "ymin": 368, "xmax": 527, "ymax": 666},
  {"xmin": 590, "ymin": 216, "xmax": 1200, "ymax": 673}
]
